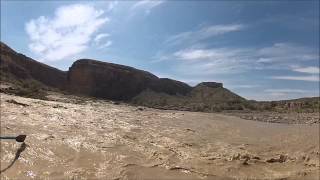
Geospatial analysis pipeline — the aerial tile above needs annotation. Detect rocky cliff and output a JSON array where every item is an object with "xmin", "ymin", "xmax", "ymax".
[
  {"xmin": 67, "ymin": 59, "xmax": 193, "ymax": 100},
  {"xmin": 67, "ymin": 59, "xmax": 158, "ymax": 100},
  {"xmin": 0, "ymin": 42, "xmax": 67, "ymax": 89}
]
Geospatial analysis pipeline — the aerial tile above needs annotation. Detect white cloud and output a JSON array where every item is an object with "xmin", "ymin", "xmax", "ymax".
[
  {"xmin": 292, "ymin": 66, "xmax": 320, "ymax": 74},
  {"xmin": 265, "ymin": 89, "xmax": 310, "ymax": 93},
  {"xmin": 263, "ymin": 88, "xmax": 318, "ymax": 100},
  {"xmin": 98, "ymin": 40, "xmax": 113, "ymax": 49},
  {"xmin": 94, "ymin": 33, "xmax": 110, "ymax": 43},
  {"xmin": 271, "ymin": 75, "xmax": 319, "ymax": 82},
  {"xmin": 256, "ymin": 43, "xmax": 318, "ymax": 63},
  {"xmin": 228, "ymin": 85, "xmax": 260, "ymax": 89},
  {"xmin": 165, "ymin": 24, "xmax": 245, "ymax": 46},
  {"xmin": 174, "ymin": 48, "xmax": 249, "ymax": 61},
  {"xmin": 174, "ymin": 49, "xmax": 222, "ymax": 60},
  {"xmin": 161, "ymin": 42, "xmax": 319, "ymax": 75},
  {"xmin": 172, "ymin": 47, "xmax": 252, "ymax": 74},
  {"xmin": 94, "ymin": 33, "xmax": 112, "ymax": 49},
  {"xmin": 131, "ymin": 0, "xmax": 165, "ymax": 14},
  {"xmin": 26, "ymin": 4, "xmax": 109, "ymax": 61}
]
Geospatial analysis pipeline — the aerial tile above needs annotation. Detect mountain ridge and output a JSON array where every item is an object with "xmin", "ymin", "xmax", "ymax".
[
  {"xmin": 0, "ymin": 41, "xmax": 229, "ymax": 99},
  {"xmin": 1, "ymin": 41, "xmax": 318, "ymax": 112}
]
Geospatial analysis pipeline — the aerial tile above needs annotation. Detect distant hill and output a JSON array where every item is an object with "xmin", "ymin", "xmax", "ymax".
[
  {"xmin": 132, "ymin": 83, "xmax": 250, "ymax": 112},
  {"xmin": 0, "ymin": 41, "xmax": 318, "ymax": 112}
]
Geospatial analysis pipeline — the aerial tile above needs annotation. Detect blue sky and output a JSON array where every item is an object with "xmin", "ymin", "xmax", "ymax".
[{"xmin": 1, "ymin": 0, "xmax": 319, "ymax": 100}]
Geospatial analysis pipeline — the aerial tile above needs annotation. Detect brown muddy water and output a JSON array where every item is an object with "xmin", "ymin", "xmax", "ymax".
[{"xmin": 0, "ymin": 93, "xmax": 319, "ymax": 180}]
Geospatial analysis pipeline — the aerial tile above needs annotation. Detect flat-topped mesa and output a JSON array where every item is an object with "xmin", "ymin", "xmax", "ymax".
[
  {"xmin": 69, "ymin": 59, "xmax": 158, "ymax": 79},
  {"xmin": 67, "ymin": 59, "xmax": 193, "ymax": 100},
  {"xmin": 197, "ymin": 82, "xmax": 223, "ymax": 88},
  {"xmin": 67, "ymin": 59, "xmax": 158, "ymax": 100}
]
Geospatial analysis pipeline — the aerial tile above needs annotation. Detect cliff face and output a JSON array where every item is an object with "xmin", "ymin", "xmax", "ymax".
[
  {"xmin": 0, "ymin": 42, "xmax": 67, "ymax": 89},
  {"xmin": 67, "ymin": 59, "xmax": 193, "ymax": 100},
  {"xmin": 67, "ymin": 59, "xmax": 159, "ymax": 100}
]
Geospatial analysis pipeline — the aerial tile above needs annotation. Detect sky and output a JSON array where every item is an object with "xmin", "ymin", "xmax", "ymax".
[{"xmin": 1, "ymin": 0, "xmax": 319, "ymax": 101}]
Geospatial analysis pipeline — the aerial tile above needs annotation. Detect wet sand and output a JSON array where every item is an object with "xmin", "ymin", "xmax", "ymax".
[{"xmin": 0, "ymin": 93, "xmax": 319, "ymax": 179}]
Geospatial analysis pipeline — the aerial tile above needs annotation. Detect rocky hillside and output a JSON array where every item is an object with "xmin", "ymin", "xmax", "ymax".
[
  {"xmin": 132, "ymin": 83, "xmax": 249, "ymax": 112},
  {"xmin": 0, "ymin": 42, "xmax": 67, "ymax": 89},
  {"xmin": 1, "ymin": 42, "xmax": 243, "ymax": 107}
]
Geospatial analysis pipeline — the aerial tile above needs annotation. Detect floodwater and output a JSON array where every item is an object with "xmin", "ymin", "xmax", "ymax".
[{"xmin": 0, "ymin": 93, "xmax": 319, "ymax": 180}]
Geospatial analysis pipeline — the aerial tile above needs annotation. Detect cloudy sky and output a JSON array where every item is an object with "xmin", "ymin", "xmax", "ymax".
[{"xmin": 1, "ymin": 1, "xmax": 319, "ymax": 100}]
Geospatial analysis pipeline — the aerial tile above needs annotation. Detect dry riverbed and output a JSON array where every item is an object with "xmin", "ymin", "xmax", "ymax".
[{"xmin": 0, "ymin": 93, "xmax": 319, "ymax": 180}]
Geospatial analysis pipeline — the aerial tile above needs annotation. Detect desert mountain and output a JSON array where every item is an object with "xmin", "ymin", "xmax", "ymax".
[
  {"xmin": 0, "ymin": 41, "xmax": 243, "ymax": 103},
  {"xmin": 1, "ymin": 41, "xmax": 318, "ymax": 112}
]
